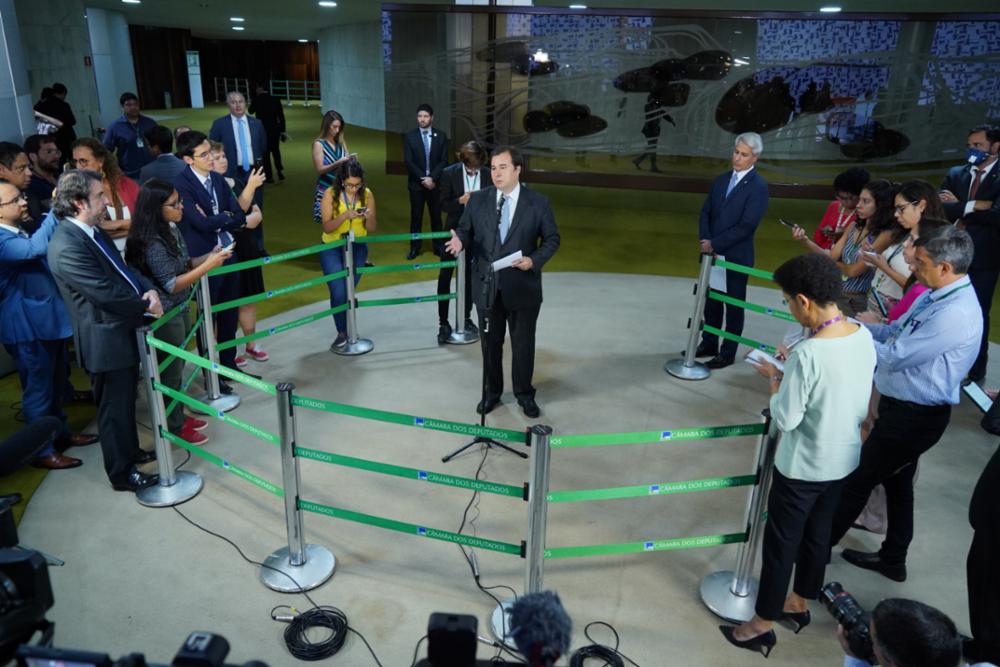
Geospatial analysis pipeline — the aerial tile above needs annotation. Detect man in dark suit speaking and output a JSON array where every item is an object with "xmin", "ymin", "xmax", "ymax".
[
  {"xmin": 694, "ymin": 132, "xmax": 770, "ymax": 369},
  {"xmin": 47, "ymin": 170, "xmax": 163, "ymax": 492},
  {"xmin": 940, "ymin": 123, "xmax": 1000, "ymax": 383},
  {"xmin": 445, "ymin": 146, "xmax": 560, "ymax": 418}
]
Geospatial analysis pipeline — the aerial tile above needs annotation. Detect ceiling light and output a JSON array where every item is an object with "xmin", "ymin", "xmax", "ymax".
[
  {"xmin": 819, "ymin": 5, "xmax": 842, "ymax": 11},
  {"xmin": 230, "ymin": 17, "xmax": 244, "ymax": 22},
  {"xmin": 532, "ymin": 49, "xmax": 550, "ymax": 63},
  {"xmin": 318, "ymin": 1, "xmax": 338, "ymax": 6},
  {"xmin": 298, "ymin": 39, "xmax": 308, "ymax": 43},
  {"xmin": 569, "ymin": 3, "xmax": 587, "ymax": 8},
  {"xmin": 121, "ymin": 0, "xmax": 141, "ymax": 4},
  {"xmin": 232, "ymin": 26, "xmax": 245, "ymax": 31}
]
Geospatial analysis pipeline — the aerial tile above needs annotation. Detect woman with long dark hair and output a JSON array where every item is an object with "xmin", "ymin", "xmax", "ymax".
[
  {"xmin": 319, "ymin": 159, "xmax": 376, "ymax": 350},
  {"xmin": 792, "ymin": 179, "xmax": 899, "ymax": 316},
  {"xmin": 312, "ymin": 110, "xmax": 354, "ymax": 223},
  {"xmin": 125, "ymin": 178, "xmax": 231, "ymax": 445},
  {"xmin": 860, "ymin": 180, "xmax": 944, "ymax": 322}
]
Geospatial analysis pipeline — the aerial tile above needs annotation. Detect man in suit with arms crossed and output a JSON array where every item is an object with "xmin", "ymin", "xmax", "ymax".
[
  {"xmin": 693, "ymin": 132, "xmax": 769, "ymax": 369},
  {"xmin": 403, "ymin": 103, "xmax": 449, "ymax": 260},
  {"xmin": 47, "ymin": 170, "xmax": 163, "ymax": 492},
  {"xmin": 940, "ymin": 123, "xmax": 1000, "ymax": 383},
  {"xmin": 445, "ymin": 146, "xmax": 560, "ymax": 418}
]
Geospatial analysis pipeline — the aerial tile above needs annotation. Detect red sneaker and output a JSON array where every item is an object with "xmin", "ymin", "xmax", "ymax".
[
  {"xmin": 244, "ymin": 346, "xmax": 269, "ymax": 362},
  {"xmin": 179, "ymin": 426, "xmax": 209, "ymax": 446},
  {"xmin": 184, "ymin": 416, "xmax": 208, "ymax": 431}
]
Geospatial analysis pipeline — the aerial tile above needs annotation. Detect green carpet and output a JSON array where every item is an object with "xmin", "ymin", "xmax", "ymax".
[{"xmin": 1, "ymin": 103, "xmax": 994, "ymax": 519}]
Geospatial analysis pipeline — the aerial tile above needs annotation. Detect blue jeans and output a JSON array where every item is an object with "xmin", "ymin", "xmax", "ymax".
[{"xmin": 319, "ymin": 243, "xmax": 367, "ymax": 335}]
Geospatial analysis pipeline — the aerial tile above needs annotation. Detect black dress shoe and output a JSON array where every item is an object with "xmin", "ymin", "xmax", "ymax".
[
  {"xmin": 518, "ymin": 398, "xmax": 541, "ymax": 419},
  {"xmin": 0, "ymin": 492, "xmax": 22, "ymax": 507},
  {"xmin": 278, "ymin": 170, "xmax": 285, "ymax": 181},
  {"xmin": 705, "ymin": 355, "xmax": 735, "ymax": 370},
  {"xmin": 463, "ymin": 319, "xmax": 479, "ymax": 335},
  {"xmin": 406, "ymin": 247, "xmax": 420, "ymax": 260},
  {"xmin": 841, "ymin": 549, "xmax": 907, "ymax": 582},
  {"xmin": 437, "ymin": 322, "xmax": 453, "ymax": 345},
  {"xmin": 778, "ymin": 610, "xmax": 811, "ymax": 634},
  {"xmin": 112, "ymin": 467, "xmax": 159, "ymax": 492},
  {"xmin": 218, "ymin": 379, "xmax": 235, "ymax": 395},
  {"xmin": 719, "ymin": 625, "xmax": 776, "ymax": 658},
  {"xmin": 692, "ymin": 343, "xmax": 718, "ymax": 358},
  {"xmin": 476, "ymin": 397, "xmax": 501, "ymax": 415},
  {"xmin": 134, "ymin": 449, "xmax": 157, "ymax": 465}
]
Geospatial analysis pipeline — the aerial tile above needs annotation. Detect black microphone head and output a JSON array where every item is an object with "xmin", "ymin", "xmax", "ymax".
[{"xmin": 509, "ymin": 591, "xmax": 572, "ymax": 667}]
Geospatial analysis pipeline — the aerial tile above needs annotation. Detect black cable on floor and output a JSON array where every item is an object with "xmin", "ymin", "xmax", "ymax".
[
  {"xmin": 170, "ymin": 506, "xmax": 383, "ymax": 666},
  {"xmin": 568, "ymin": 621, "xmax": 641, "ymax": 667}
]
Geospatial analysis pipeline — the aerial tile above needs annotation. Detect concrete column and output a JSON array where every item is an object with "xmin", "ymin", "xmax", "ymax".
[
  {"xmin": 0, "ymin": 0, "xmax": 37, "ymax": 141},
  {"xmin": 14, "ymin": 0, "xmax": 100, "ymax": 138},
  {"xmin": 86, "ymin": 7, "xmax": 138, "ymax": 127},
  {"xmin": 318, "ymin": 21, "xmax": 386, "ymax": 130}
]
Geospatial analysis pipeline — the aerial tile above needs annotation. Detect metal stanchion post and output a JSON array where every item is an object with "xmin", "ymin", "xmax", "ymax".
[
  {"xmin": 700, "ymin": 411, "xmax": 781, "ymax": 623},
  {"xmin": 665, "ymin": 253, "xmax": 714, "ymax": 380},
  {"xmin": 261, "ymin": 383, "xmax": 336, "ymax": 592},
  {"xmin": 491, "ymin": 425, "xmax": 552, "ymax": 647},
  {"xmin": 333, "ymin": 231, "xmax": 374, "ymax": 356},
  {"xmin": 447, "ymin": 247, "xmax": 478, "ymax": 345},
  {"xmin": 134, "ymin": 326, "xmax": 204, "ymax": 507},
  {"xmin": 193, "ymin": 275, "xmax": 240, "ymax": 413}
]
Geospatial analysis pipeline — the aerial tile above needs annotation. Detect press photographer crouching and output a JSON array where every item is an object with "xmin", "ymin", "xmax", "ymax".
[{"xmin": 824, "ymin": 583, "xmax": 972, "ymax": 667}]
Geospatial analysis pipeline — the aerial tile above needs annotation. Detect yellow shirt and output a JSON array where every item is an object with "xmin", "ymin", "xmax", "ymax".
[{"xmin": 321, "ymin": 187, "xmax": 373, "ymax": 243}]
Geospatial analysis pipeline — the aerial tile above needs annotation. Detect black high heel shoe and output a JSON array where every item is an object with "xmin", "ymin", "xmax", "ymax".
[
  {"xmin": 719, "ymin": 625, "xmax": 777, "ymax": 658},
  {"xmin": 779, "ymin": 610, "xmax": 811, "ymax": 634}
]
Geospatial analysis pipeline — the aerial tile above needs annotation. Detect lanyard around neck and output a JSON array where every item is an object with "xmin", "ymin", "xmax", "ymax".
[
  {"xmin": 464, "ymin": 170, "xmax": 479, "ymax": 192},
  {"xmin": 899, "ymin": 281, "xmax": 971, "ymax": 331}
]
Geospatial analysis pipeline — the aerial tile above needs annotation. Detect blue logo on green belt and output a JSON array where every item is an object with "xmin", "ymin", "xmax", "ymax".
[
  {"xmin": 649, "ymin": 485, "xmax": 660, "ymax": 494},
  {"xmin": 414, "ymin": 418, "xmax": 425, "ymax": 426},
  {"xmin": 418, "ymin": 471, "xmax": 428, "ymax": 480},
  {"xmin": 660, "ymin": 431, "xmax": 671, "ymax": 440},
  {"xmin": 643, "ymin": 541, "xmax": 655, "ymax": 551},
  {"xmin": 417, "ymin": 527, "xmax": 427, "ymax": 536}
]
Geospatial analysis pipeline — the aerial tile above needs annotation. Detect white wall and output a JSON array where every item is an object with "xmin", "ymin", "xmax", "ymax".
[
  {"xmin": 0, "ymin": 0, "xmax": 36, "ymax": 142},
  {"xmin": 318, "ymin": 21, "xmax": 385, "ymax": 130}
]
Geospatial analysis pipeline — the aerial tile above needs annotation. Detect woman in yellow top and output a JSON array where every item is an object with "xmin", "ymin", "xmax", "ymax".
[{"xmin": 319, "ymin": 159, "xmax": 376, "ymax": 351}]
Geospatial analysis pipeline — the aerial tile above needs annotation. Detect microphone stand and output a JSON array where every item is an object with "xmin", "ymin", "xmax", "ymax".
[{"xmin": 443, "ymin": 195, "xmax": 527, "ymax": 463}]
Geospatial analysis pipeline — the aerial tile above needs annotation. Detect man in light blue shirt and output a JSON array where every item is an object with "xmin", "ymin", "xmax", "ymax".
[
  {"xmin": 829, "ymin": 225, "xmax": 982, "ymax": 581},
  {"xmin": 101, "ymin": 92, "xmax": 156, "ymax": 180}
]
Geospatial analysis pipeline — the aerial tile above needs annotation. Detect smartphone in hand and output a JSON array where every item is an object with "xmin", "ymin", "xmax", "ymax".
[{"xmin": 778, "ymin": 218, "xmax": 796, "ymax": 228}]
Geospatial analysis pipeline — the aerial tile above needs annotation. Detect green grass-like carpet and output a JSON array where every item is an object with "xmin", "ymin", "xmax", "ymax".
[{"xmin": 1, "ymin": 103, "xmax": 994, "ymax": 517}]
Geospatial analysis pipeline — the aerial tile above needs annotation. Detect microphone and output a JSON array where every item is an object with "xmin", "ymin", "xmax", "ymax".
[
  {"xmin": 496, "ymin": 193, "xmax": 506, "ymax": 221},
  {"xmin": 509, "ymin": 591, "xmax": 572, "ymax": 667}
]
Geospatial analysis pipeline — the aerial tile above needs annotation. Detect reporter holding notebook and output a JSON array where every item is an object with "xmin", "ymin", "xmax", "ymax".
[{"xmin": 720, "ymin": 253, "xmax": 876, "ymax": 658}]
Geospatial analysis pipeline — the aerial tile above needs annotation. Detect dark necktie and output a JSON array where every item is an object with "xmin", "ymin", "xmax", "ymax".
[
  {"xmin": 969, "ymin": 168, "xmax": 985, "ymax": 201},
  {"xmin": 93, "ymin": 230, "xmax": 141, "ymax": 294}
]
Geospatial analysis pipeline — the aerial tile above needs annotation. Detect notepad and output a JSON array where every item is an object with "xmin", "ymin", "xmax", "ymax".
[
  {"xmin": 745, "ymin": 348, "xmax": 785, "ymax": 372},
  {"xmin": 492, "ymin": 250, "xmax": 523, "ymax": 272}
]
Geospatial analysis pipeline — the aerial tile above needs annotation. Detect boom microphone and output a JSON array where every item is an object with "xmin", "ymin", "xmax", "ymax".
[{"xmin": 509, "ymin": 591, "xmax": 572, "ymax": 667}]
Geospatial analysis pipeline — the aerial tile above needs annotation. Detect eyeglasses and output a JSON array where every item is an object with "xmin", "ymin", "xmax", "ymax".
[
  {"xmin": 894, "ymin": 201, "xmax": 918, "ymax": 214},
  {"xmin": 0, "ymin": 194, "xmax": 26, "ymax": 206},
  {"xmin": 194, "ymin": 151, "xmax": 213, "ymax": 160},
  {"xmin": 162, "ymin": 200, "xmax": 183, "ymax": 210}
]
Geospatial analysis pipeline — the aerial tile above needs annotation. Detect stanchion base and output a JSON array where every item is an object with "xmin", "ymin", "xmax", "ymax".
[
  {"xmin": 332, "ymin": 338, "xmax": 374, "ymax": 356},
  {"xmin": 191, "ymin": 392, "xmax": 241, "ymax": 414},
  {"xmin": 260, "ymin": 544, "xmax": 336, "ymax": 592},
  {"xmin": 489, "ymin": 597, "xmax": 519, "ymax": 651},
  {"xmin": 446, "ymin": 330, "xmax": 479, "ymax": 345},
  {"xmin": 700, "ymin": 570, "xmax": 759, "ymax": 623},
  {"xmin": 664, "ymin": 358, "xmax": 711, "ymax": 381},
  {"xmin": 135, "ymin": 470, "xmax": 203, "ymax": 507}
]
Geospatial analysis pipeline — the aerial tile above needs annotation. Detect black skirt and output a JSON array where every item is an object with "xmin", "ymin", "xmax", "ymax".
[{"xmin": 234, "ymin": 227, "xmax": 265, "ymax": 297}]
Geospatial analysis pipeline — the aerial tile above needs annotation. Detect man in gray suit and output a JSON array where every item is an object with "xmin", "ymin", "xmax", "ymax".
[
  {"xmin": 47, "ymin": 170, "xmax": 163, "ymax": 492},
  {"xmin": 445, "ymin": 146, "xmax": 560, "ymax": 418}
]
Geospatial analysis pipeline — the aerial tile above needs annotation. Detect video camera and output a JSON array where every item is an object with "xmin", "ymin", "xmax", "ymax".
[{"xmin": 822, "ymin": 581, "xmax": 875, "ymax": 664}]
